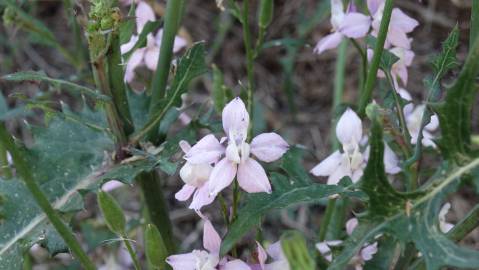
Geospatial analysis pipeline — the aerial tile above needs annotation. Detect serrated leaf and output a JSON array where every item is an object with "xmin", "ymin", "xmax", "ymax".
[
  {"xmin": 434, "ymin": 29, "xmax": 479, "ymax": 162},
  {"xmin": 431, "ymin": 25, "xmax": 459, "ymax": 78},
  {"xmin": 220, "ymin": 172, "xmax": 344, "ymax": 256},
  {"xmin": 2, "ymin": 71, "xmax": 110, "ymax": 102},
  {"xmin": 132, "ymin": 42, "xmax": 208, "ymax": 142}
]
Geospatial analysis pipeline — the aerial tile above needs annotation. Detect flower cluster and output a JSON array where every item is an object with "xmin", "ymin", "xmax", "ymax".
[{"xmin": 120, "ymin": 1, "xmax": 186, "ymax": 83}]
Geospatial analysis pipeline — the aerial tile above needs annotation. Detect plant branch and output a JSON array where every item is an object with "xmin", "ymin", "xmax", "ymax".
[
  {"xmin": 241, "ymin": 0, "xmax": 255, "ymax": 136},
  {"xmin": 0, "ymin": 123, "xmax": 95, "ymax": 270},
  {"xmin": 358, "ymin": 0, "xmax": 394, "ymax": 116}
]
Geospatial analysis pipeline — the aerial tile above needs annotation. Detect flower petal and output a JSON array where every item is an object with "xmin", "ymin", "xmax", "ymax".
[
  {"xmin": 267, "ymin": 241, "xmax": 285, "ymax": 261},
  {"xmin": 346, "ymin": 218, "xmax": 358, "ymax": 235},
  {"xmin": 185, "ymin": 134, "xmax": 225, "ymax": 164},
  {"xmin": 336, "ymin": 108, "xmax": 362, "ymax": 145},
  {"xmin": 144, "ymin": 46, "xmax": 160, "ymax": 70},
  {"xmin": 208, "ymin": 158, "xmax": 237, "ymax": 196},
  {"xmin": 391, "ymin": 8, "xmax": 419, "ymax": 33},
  {"xmin": 310, "ymin": 151, "xmax": 342, "ymax": 177},
  {"xmin": 313, "ymin": 32, "xmax": 344, "ymax": 54},
  {"xmin": 173, "ymin": 35, "xmax": 187, "ymax": 53},
  {"xmin": 203, "ymin": 219, "xmax": 222, "ymax": 254},
  {"xmin": 175, "ymin": 184, "xmax": 195, "ymax": 201},
  {"xmin": 101, "ymin": 180, "xmax": 126, "ymax": 192},
  {"xmin": 189, "ymin": 184, "xmax": 216, "ymax": 210},
  {"xmin": 367, "ymin": 0, "xmax": 383, "ymax": 15},
  {"xmin": 360, "ymin": 242, "xmax": 378, "ymax": 261},
  {"xmin": 136, "ymin": 1, "xmax": 155, "ymax": 32},
  {"xmin": 257, "ymin": 242, "xmax": 268, "ymax": 269},
  {"xmin": 221, "ymin": 259, "xmax": 252, "ymax": 270},
  {"xmin": 222, "ymin": 97, "xmax": 250, "ymax": 139},
  {"xmin": 120, "ymin": 35, "xmax": 139, "ymax": 54},
  {"xmin": 124, "ymin": 49, "xmax": 145, "ymax": 83},
  {"xmin": 166, "ymin": 253, "xmax": 197, "ymax": 270},
  {"xmin": 250, "ymin": 133, "xmax": 289, "ymax": 162},
  {"xmin": 179, "ymin": 140, "xmax": 192, "ymax": 153},
  {"xmin": 339, "ymin": 13, "xmax": 371, "ymax": 38},
  {"xmin": 237, "ymin": 158, "xmax": 272, "ymax": 193},
  {"xmin": 384, "ymin": 143, "xmax": 401, "ymax": 174}
]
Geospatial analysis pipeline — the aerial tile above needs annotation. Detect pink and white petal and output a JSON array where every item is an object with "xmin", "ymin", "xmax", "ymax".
[
  {"xmin": 185, "ymin": 134, "xmax": 225, "ymax": 164},
  {"xmin": 189, "ymin": 184, "xmax": 216, "ymax": 210},
  {"xmin": 330, "ymin": 0, "xmax": 345, "ymax": 29},
  {"xmin": 360, "ymin": 242, "xmax": 378, "ymax": 261},
  {"xmin": 144, "ymin": 46, "xmax": 160, "ymax": 71},
  {"xmin": 221, "ymin": 259, "xmax": 252, "ymax": 270},
  {"xmin": 384, "ymin": 143, "xmax": 401, "ymax": 174},
  {"xmin": 166, "ymin": 253, "xmax": 197, "ymax": 270},
  {"xmin": 336, "ymin": 108, "xmax": 362, "ymax": 145},
  {"xmin": 266, "ymin": 241, "xmax": 285, "ymax": 261},
  {"xmin": 256, "ymin": 242, "xmax": 268, "ymax": 269},
  {"xmin": 120, "ymin": 35, "xmax": 139, "ymax": 54},
  {"xmin": 310, "ymin": 151, "xmax": 342, "ymax": 177},
  {"xmin": 339, "ymin": 13, "xmax": 371, "ymax": 38},
  {"xmin": 315, "ymin": 242, "xmax": 333, "ymax": 261},
  {"xmin": 387, "ymin": 28, "xmax": 411, "ymax": 49},
  {"xmin": 173, "ymin": 35, "xmax": 188, "ymax": 53},
  {"xmin": 367, "ymin": 0, "xmax": 383, "ymax": 15},
  {"xmin": 154, "ymin": 29, "xmax": 164, "ymax": 46},
  {"xmin": 346, "ymin": 218, "xmax": 358, "ymax": 235},
  {"xmin": 135, "ymin": 1, "xmax": 155, "ymax": 32},
  {"xmin": 264, "ymin": 260, "xmax": 290, "ymax": 270},
  {"xmin": 391, "ymin": 8, "xmax": 419, "ymax": 33},
  {"xmin": 179, "ymin": 140, "xmax": 192, "ymax": 154},
  {"xmin": 175, "ymin": 184, "xmax": 196, "ymax": 201},
  {"xmin": 351, "ymin": 168, "xmax": 364, "ymax": 183},
  {"xmin": 124, "ymin": 49, "xmax": 145, "ymax": 82},
  {"xmin": 208, "ymin": 158, "xmax": 237, "ymax": 196},
  {"xmin": 250, "ymin": 132, "xmax": 289, "ymax": 162},
  {"xmin": 313, "ymin": 32, "xmax": 344, "ymax": 55},
  {"xmin": 327, "ymin": 164, "xmax": 350, "ymax": 185},
  {"xmin": 426, "ymin": 115, "xmax": 439, "ymax": 131},
  {"xmin": 203, "ymin": 219, "xmax": 222, "ymax": 254},
  {"xmin": 101, "ymin": 180, "xmax": 126, "ymax": 192},
  {"xmin": 222, "ymin": 97, "xmax": 250, "ymax": 137},
  {"xmin": 237, "ymin": 159, "xmax": 272, "ymax": 193}
]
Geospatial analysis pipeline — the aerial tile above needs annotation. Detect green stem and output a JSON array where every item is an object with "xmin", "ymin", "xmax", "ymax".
[
  {"xmin": 318, "ymin": 197, "xmax": 337, "ymax": 241},
  {"xmin": 358, "ymin": 0, "xmax": 394, "ymax": 116},
  {"xmin": 0, "ymin": 141, "xmax": 12, "ymax": 179},
  {"xmin": 350, "ymin": 39, "xmax": 367, "ymax": 93},
  {"xmin": 122, "ymin": 237, "xmax": 141, "ymax": 270},
  {"xmin": 470, "ymin": 0, "xmax": 479, "ymax": 49},
  {"xmin": 137, "ymin": 171, "xmax": 175, "ymax": 254},
  {"xmin": 0, "ymin": 124, "xmax": 95, "ymax": 270},
  {"xmin": 331, "ymin": 39, "xmax": 348, "ymax": 149},
  {"xmin": 147, "ymin": 0, "xmax": 185, "ymax": 142},
  {"xmin": 241, "ymin": 0, "xmax": 255, "ymax": 137}
]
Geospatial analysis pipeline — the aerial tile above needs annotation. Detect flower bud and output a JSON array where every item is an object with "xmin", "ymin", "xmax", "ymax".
[
  {"xmin": 258, "ymin": 0, "xmax": 274, "ymax": 29},
  {"xmin": 145, "ymin": 224, "xmax": 168, "ymax": 270},
  {"xmin": 97, "ymin": 191, "xmax": 126, "ymax": 235},
  {"xmin": 280, "ymin": 231, "xmax": 315, "ymax": 270}
]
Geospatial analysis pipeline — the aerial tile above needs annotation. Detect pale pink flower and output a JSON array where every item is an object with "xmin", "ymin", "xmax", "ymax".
[
  {"xmin": 120, "ymin": 2, "xmax": 187, "ymax": 83},
  {"xmin": 368, "ymin": 47, "xmax": 415, "ymax": 88},
  {"xmin": 166, "ymin": 220, "xmax": 250, "ymax": 270},
  {"xmin": 316, "ymin": 218, "xmax": 378, "ymax": 269},
  {"xmin": 311, "ymin": 108, "xmax": 400, "ymax": 185},
  {"xmin": 314, "ymin": 0, "xmax": 371, "ymax": 54},
  {"xmin": 370, "ymin": 0, "xmax": 419, "ymax": 49},
  {"xmin": 439, "ymin": 203, "xmax": 454, "ymax": 233},
  {"xmin": 175, "ymin": 137, "xmax": 223, "ymax": 211},
  {"xmin": 255, "ymin": 241, "xmax": 290, "ymax": 270},
  {"xmin": 404, "ymin": 104, "xmax": 439, "ymax": 148},
  {"xmin": 183, "ymin": 98, "xmax": 288, "ymax": 197}
]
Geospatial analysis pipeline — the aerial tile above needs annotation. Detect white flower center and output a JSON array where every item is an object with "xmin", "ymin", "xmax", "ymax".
[
  {"xmin": 192, "ymin": 250, "xmax": 219, "ymax": 270},
  {"xmin": 342, "ymin": 141, "xmax": 364, "ymax": 171},
  {"xmin": 225, "ymin": 129, "xmax": 250, "ymax": 164},
  {"xmin": 179, "ymin": 163, "xmax": 212, "ymax": 187}
]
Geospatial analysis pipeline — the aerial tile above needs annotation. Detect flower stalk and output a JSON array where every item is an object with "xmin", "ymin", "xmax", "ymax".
[
  {"xmin": 0, "ymin": 123, "xmax": 96, "ymax": 270},
  {"xmin": 358, "ymin": 0, "xmax": 394, "ymax": 116}
]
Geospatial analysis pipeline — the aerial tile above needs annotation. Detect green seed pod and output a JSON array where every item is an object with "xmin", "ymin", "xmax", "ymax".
[
  {"xmin": 280, "ymin": 231, "xmax": 315, "ymax": 270},
  {"xmin": 145, "ymin": 224, "xmax": 168, "ymax": 270},
  {"xmin": 97, "ymin": 191, "xmax": 126, "ymax": 235},
  {"xmin": 258, "ymin": 0, "xmax": 274, "ymax": 29}
]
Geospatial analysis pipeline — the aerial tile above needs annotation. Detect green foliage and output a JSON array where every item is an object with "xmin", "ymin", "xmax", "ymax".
[
  {"xmin": 2, "ymin": 71, "xmax": 110, "ymax": 102},
  {"xmin": 366, "ymin": 36, "xmax": 399, "ymax": 73},
  {"xmin": 280, "ymin": 231, "xmax": 314, "ymax": 270},
  {"xmin": 433, "ymin": 28, "xmax": 479, "ymax": 162},
  {"xmin": 97, "ymin": 191, "xmax": 126, "ymax": 235},
  {"xmin": 132, "ymin": 42, "xmax": 208, "ymax": 142},
  {"xmin": 258, "ymin": 0, "xmax": 274, "ymax": 29},
  {"xmin": 145, "ymin": 224, "xmax": 168, "ymax": 270},
  {"xmin": 212, "ymin": 65, "xmax": 233, "ymax": 113}
]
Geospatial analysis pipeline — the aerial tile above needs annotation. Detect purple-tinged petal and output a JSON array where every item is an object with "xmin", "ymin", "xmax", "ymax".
[
  {"xmin": 387, "ymin": 27, "xmax": 411, "ymax": 49},
  {"xmin": 346, "ymin": 218, "xmax": 358, "ymax": 235},
  {"xmin": 367, "ymin": 0, "xmax": 383, "ymax": 15},
  {"xmin": 360, "ymin": 242, "xmax": 378, "ymax": 261},
  {"xmin": 185, "ymin": 134, "xmax": 225, "ymax": 164},
  {"xmin": 222, "ymin": 97, "xmax": 250, "ymax": 138},
  {"xmin": 331, "ymin": 0, "xmax": 345, "ymax": 29},
  {"xmin": 310, "ymin": 151, "xmax": 342, "ymax": 177},
  {"xmin": 339, "ymin": 13, "xmax": 371, "ymax": 38},
  {"xmin": 266, "ymin": 241, "xmax": 284, "ymax": 261},
  {"xmin": 237, "ymin": 159, "xmax": 272, "ymax": 193},
  {"xmin": 144, "ymin": 46, "xmax": 160, "ymax": 71},
  {"xmin": 173, "ymin": 35, "xmax": 187, "ymax": 53},
  {"xmin": 101, "ymin": 180, "xmax": 126, "ymax": 192},
  {"xmin": 179, "ymin": 140, "xmax": 192, "ymax": 153},
  {"xmin": 189, "ymin": 184, "xmax": 215, "ymax": 210},
  {"xmin": 426, "ymin": 115, "xmax": 439, "ymax": 131},
  {"xmin": 384, "ymin": 143, "xmax": 401, "ymax": 174},
  {"xmin": 166, "ymin": 252, "xmax": 197, "ymax": 270},
  {"xmin": 120, "ymin": 35, "xmax": 138, "ymax": 54},
  {"xmin": 336, "ymin": 108, "xmax": 362, "ymax": 145},
  {"xmin": 313, "ymin": 32, "xmax": 344, "ymax": 54},
  {"xmin": 221, "ymin": 259, "xmax": 252, "ymax": 270},
  {"xmin": 175, "ymin": 184, "xmax": 196, "ymax": 201},
  {"xmin": 257, "ymin": 242, "xmax": 268, "ymax": 269},
  {"xmin": 135, "ymin": 1, "xmax": 155, "ymax": 32},
  {"xmin": 250, "ymin": 133, "xmax": 289, "ymax": 162},
  {"xmin": 391, "ymin": 8, "xmax": 419, "ymax": 33},
  {"xmin": 203, "ymin": 219, "xmax": 222, "ymax": 254},
  {"xmin": 208, "ymin": 158, "xmax": 237, "ymax": 196},
  {"xmin": 124, "ymin": 49, "xmax": 145, "ymax": 83}
]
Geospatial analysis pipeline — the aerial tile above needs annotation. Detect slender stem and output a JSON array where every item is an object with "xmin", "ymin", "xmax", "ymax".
[
  {"xmin": 331, "ymin": 39, "xmax": 348, "ymax": 149},
  {"xmin": 350, "ymin": 39, "xmax": 367, "ymax": 93},
  {"xmin": 122, "ymin": 238, "xmax": 141, "ymax": 270},
  {"xmin": 147, "ymin": 0, "xmax": 185, "ymax": 142},
  {"xmin": 0, "ymin": 124, "xmax": 95, "ymax": 270},
  {"xmin": 358, "ymin": 0, "xmax": 394, "ymax": 116},
  {"xmin": 0, "ymin": 141, "xmax": 11, "ymax": 179},
  {"xmin": 318, "ymin": 197, "xmax": 337, "ymax": 241},
  {"xmin": 470, "ymin": 0, "xmax": 479, "ymax": 49},
  {"xmin": 241, "ymin": 0, "xmax": 255, "ymax": 137}
]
